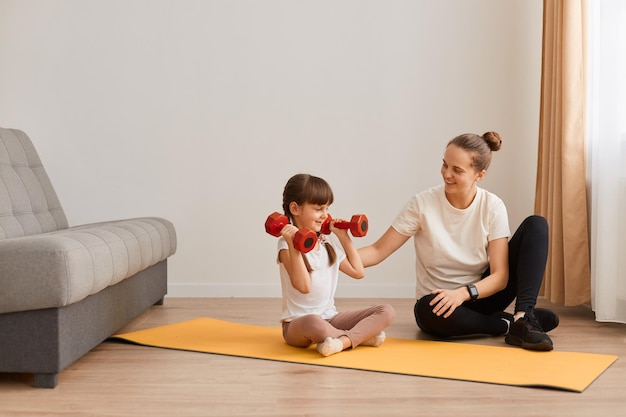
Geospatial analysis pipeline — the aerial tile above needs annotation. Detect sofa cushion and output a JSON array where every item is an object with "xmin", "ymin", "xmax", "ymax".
[{"xmin": 0, "ymin": 217, "xmax": 176, "ymax": 314}]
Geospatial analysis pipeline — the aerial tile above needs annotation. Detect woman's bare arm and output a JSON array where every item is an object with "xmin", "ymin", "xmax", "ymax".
[{"xmin": 358, "ymin": 226, "xmax": 410, "ymax": 267}]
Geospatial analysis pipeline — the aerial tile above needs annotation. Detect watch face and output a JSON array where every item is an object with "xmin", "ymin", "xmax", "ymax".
[{"xmin": 467, "ymin": 285, "xmax": 478, "ymax": 300}]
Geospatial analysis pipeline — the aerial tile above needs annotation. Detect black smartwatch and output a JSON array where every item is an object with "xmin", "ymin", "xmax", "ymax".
[{"xmin": 466, "ymin": 284, "xmax": 479, "ymax": 301}]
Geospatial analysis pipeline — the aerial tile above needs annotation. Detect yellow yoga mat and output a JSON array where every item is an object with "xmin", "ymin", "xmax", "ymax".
[{"xmin": 110, "ymin": 318, "xmax": 618, "ymax": 392}]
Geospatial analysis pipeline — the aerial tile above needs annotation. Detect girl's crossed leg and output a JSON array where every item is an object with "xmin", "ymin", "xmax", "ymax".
[{"xmin": 282, "ymin": 304, "xmax": 395, "ymax": 356}]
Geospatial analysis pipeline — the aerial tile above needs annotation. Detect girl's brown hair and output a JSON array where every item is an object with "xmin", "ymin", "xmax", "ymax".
[
  {"xmin": 281, "ymin": 174, "xmax": 336, "ymax": 270},
  {"xmin": 448, "ymin": 131, "xmax": 502, "ymax": 171}
]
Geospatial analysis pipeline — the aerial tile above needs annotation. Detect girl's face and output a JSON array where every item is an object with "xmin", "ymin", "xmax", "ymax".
[
  {"xmin": 289, "ymin": 202, "xmax": 329, "ymax": 232},
  {"xmin": 441, "ymin": 144, "xmax": 485, "ymax": 200}
]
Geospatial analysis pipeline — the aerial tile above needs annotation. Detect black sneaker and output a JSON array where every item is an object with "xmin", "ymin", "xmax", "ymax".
[
  {"xmin": 533, "ymin": 308, "xmax": 559, "ymax": 332},
  {"xmin": 505, "ymin": 312, "xmax": 554, "ymax": 351}
]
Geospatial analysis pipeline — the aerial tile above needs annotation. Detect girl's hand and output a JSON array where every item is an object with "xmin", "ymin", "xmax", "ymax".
[
  {"xmin": 333, "ymin": 218, "xmax": 365, "ymax": 279},
  {"xmin": 329, "ymin": 218, "xmax": 349, "ymax": 238},
  {"xmin": 279, "ymin": 224, "xmax": 312, "ymax": 294},
  {"xmin": 280, "ymin": 224, "xmax": 299, "ymax": 246},
  {"xmin": 428, "ymin": 288, "xmax": 467, "ymax": 318}
]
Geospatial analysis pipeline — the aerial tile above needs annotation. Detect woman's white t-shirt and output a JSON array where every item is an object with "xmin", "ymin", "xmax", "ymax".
[
  {"xmin": 391, "ymin": 185, "xmax": 510, "ymax": 299},
  {"xmin": 277, "ymin": 234, "xmax": 346, "ymax": 322}
]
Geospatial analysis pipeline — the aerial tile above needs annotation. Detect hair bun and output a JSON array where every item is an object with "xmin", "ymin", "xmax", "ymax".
[{"xmin": 482, "ymin": 131, "xmax": 502, "ymax": 152}]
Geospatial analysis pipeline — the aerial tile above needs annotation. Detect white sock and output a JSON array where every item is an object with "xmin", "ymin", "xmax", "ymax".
[
  {"xmin": 361, "ymin": 331, "xmax": 386, "ymax": 347},
  {"xmin": 316, "ymin": 337, "xmax": 344, "ymax": 357}
]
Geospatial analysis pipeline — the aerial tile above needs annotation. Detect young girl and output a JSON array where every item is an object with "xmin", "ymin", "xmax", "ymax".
[{"xmin": 275, "ymin": 173, "xmax": 395, "ymax": 357}]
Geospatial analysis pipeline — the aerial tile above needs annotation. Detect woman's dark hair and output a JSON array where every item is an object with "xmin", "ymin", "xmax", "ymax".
[
  {"xmin": 448, "ymin": 131, "xmax": 502, "ymax": 171},
  {"xmin": 281, "ymin": 173, "xmax": 336, "ymax": 270}
]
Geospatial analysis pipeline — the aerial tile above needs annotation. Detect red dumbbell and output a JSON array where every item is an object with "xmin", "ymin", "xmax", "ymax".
[
  {"xmin": 320, "ymin": 214, "xmax": 368, "ymax": 237},
  {"xmin": 264, "ymin": 212, "xmax": 317, "ymax": 253}
]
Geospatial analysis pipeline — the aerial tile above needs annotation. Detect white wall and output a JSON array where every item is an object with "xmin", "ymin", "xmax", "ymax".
[{"xmin": 0, "ymin": 0, "xmax": 543, "ymax": 297}]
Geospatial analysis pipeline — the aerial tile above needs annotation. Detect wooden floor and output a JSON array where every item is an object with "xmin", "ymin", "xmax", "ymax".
[{"xmin": 0, "ymin": 297, "xmax": 624, "ymax": 417}]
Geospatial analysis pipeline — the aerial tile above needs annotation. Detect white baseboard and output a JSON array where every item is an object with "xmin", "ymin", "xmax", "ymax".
[{"xmin": 166, "ymin": 283, "xmax": 415, "ymax": 298}]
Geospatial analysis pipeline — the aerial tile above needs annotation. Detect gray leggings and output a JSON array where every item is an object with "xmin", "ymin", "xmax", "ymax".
[{"xmin": 282, "ymin": 304, "xmax": 395, "ymax": 348}]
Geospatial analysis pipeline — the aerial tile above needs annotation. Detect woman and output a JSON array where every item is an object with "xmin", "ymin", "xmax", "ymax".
[{"xmin": 358, "ymin": 132, "xmax": 558, "ymax": 351}]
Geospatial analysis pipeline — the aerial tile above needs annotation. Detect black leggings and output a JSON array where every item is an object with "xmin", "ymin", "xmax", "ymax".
[{"xmin": 414, "ymin": 215, "xmax": 549, "ymax": 337}]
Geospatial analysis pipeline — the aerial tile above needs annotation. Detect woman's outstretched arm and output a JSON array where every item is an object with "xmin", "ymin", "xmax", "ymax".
[{"xmin": 358, "ymin": 226, "xmax": 410, "ymax": 267}]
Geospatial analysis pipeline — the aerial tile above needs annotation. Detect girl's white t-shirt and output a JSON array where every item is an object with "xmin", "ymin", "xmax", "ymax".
[
  {"xmin": 277, "ymin": 233, "xmax": 346, "ymax": 322},
  {"xmin": 391, "ymin": 185, "xmax": 511, "ymax": 299}
]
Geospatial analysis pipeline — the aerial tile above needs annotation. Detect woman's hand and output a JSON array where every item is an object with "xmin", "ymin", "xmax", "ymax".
[{"xmin": 428, "ymin": 287, "xmax": 468, "ymax": 318}]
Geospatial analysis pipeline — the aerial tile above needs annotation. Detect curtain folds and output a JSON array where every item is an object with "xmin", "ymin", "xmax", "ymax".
[
  {"xmin": 535, "ymin": 0, "xmax": 591, "ymax": 306},
  {"xmin": 587, "ymin": 0, "xmax": 626, "ymax": 323}
]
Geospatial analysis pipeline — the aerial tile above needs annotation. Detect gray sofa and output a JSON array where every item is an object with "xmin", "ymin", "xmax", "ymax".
[{"xmin": 0, "ymin": 127, "xmax": 177, "ymax": 388}]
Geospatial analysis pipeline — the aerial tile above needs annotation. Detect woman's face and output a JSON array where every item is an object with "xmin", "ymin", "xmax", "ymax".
[{"xmin": 441, "ymin": 144, "xmax": 485, "ymax": 199}]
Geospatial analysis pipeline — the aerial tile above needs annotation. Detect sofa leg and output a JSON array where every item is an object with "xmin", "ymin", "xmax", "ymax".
[
  {"xmin": 33, "ymin": 373, "xmax": 59, "ymax": 388},
  {"xmin": 154, "ymin": 298, "xmax": 164, "ymax": 306}
]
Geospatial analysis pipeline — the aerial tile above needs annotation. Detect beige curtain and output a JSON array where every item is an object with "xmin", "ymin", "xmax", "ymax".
[{"xmin": 535, "ymin": 0, "xmax": 590, "ymax": 306}]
